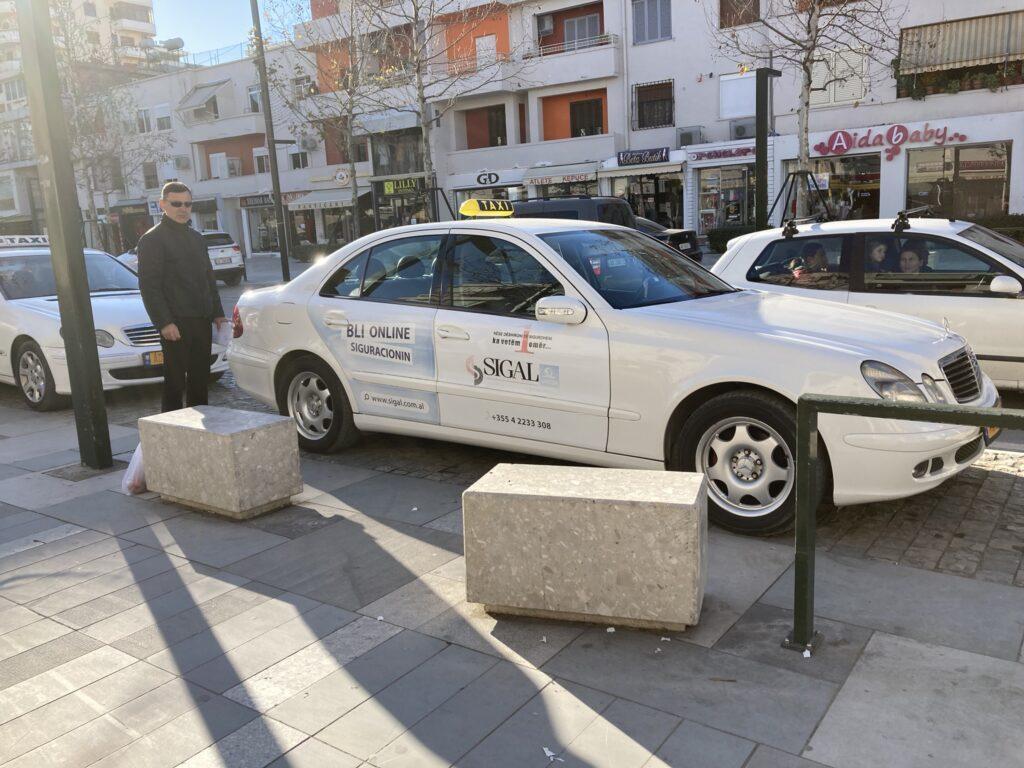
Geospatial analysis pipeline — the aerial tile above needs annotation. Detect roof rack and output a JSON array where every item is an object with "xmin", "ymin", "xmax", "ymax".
[
  {"xmin": 515, "ymin": 194, "xmax": 597, "ymax": 202},
  {"xmin": 891, "ymin": 206, "xmax": 958, "ymax": 234},
  {"xmin": 780, "ymin": 215, "xmax": 822, "ymax": 239}
]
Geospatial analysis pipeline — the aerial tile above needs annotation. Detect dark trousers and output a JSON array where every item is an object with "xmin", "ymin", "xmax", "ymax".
[{"xmin": 160, "ymin": 317, "xmax": 212, "ymax": 413}]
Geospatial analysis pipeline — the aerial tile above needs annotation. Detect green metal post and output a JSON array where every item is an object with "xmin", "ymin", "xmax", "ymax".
[{"xmin": 17, "ymin": 0, "xmax": 112, "ymax": 469}]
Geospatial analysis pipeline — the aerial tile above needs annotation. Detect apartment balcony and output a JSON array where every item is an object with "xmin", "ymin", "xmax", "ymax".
[
  {"xmin": 191, "ymin": 173, "xmax": 265, "ymax": 199},
  {"xmin": 0, "ymin": 59, "xmax": 20, "ymax": 74},
  {"xmin": 446, "ymin": 132, "xmax": 623, "ymax": 176},
  {"xmin": 111, "ymin": 17, "xmax": 157, "ymax": 36},
  {"xmin": 0, "ymin": 29, "xmax": 19, "ymax": 46},
  {"xmin": 0, "ymin": 1, "xmax": 16, "ymax": 15},
  {"xmin": 519, "ymin": 34, "xmax": 621, "ymax": 88},
  {"xmin": 180, "ymin": 112, "xmax": 265, "ymax": 143}
]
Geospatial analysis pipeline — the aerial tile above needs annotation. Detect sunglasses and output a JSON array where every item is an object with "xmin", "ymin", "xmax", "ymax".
[{"xmin": 166, "ymin": 201, "xmax": 193, "ymax": 208}]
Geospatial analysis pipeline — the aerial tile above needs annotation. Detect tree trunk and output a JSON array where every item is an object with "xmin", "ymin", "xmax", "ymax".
[
  {"xmin": 415, "ymin": 69, "xmax": 436, "ymax": 223},
  {"xmin": 85, "ymin": 167, "xmax": 102, "ymax": 250},
  {"xmin": 795, "ymin": 4, "xmax": 821, "ymax": 219},
  {"xmin": 101, "ymin": 189, "xmax": 114, "ymax": 253}
]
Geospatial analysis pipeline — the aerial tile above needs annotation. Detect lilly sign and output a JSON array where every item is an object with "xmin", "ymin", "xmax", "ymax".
[{"xmin": 814, "ymin": 123, "xmax": 969, "ymax": 161}]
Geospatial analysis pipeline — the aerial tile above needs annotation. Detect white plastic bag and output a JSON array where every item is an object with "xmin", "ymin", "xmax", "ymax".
[
  {"xmin": 121, "ymin": 444, "xmax": 146, "ymax": 495},
  {"xmin": 213, "ymin": 321, "xmax": 232, "ymax": 348}
]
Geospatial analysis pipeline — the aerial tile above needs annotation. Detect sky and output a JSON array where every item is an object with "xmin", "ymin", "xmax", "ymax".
[{"xmin": 152, "ymin": 0, "xmax": 254, "ymax": 55}]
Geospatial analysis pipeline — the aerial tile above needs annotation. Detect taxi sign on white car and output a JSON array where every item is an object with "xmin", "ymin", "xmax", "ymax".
[{"xmin": 227, "ymin": 216, "xmax": 997, "ymax": 534}]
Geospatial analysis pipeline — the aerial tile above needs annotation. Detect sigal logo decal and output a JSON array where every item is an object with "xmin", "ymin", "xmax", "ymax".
[{"xmin": 465, "ymin": 356, "xmax": 559, "ymax": 387}]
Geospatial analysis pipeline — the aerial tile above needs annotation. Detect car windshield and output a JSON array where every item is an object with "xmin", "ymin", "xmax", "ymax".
[
  {"xmin": 0, "ymin": 251, "xmax": 138, "ymax": 299},
  {"xmin": 959, "ymin": 225, "xmax": 1024, "ymax": 268},
  {"xmin": 539, "ymin": 229, "xmax": 735, "ymax": 309}
]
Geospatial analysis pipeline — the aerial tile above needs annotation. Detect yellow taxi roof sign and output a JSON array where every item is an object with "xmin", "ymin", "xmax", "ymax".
[{"xmin": 459, "ymin": 198, "xmax": 515, "ymax": 218}]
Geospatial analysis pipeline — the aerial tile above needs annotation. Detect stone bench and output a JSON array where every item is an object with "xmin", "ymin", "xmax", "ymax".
[
  {"xmin": 464, "ymin": 464, "xmax": 707, "ymax": 631},
  {"xmin": 139, "ymin": 406, "xmax": 302, "ymax": 519}
]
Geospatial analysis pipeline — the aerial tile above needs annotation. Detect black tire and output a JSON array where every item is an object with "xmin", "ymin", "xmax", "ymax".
[
  {"xmin": 275, "ymin": 355, "xmax": 359, "ymax": 453},
  {"xmin": 209, "ymin": 371, "xmax": 225, "ymax": 383},
  {"xmin": 223, "ymin": 273, "xmax": 242, "ymax": 287},
  {"xmin": 670, "ymin": 389, "xmax": 825, "ymax": 535},
  {"xmin": 14, "ymin": 340, "xmax": 68, "ymax": 411}
]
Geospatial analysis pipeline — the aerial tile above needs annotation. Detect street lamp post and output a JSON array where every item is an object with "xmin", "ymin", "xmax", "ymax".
[
  {"xmin": 249, "ymin": 0, "xmax": 292, "ymax": 282},
  {"xmin": 755, "ymin": 67, "xmax": 782, "ymax": 230},
  {"xmin": 17, "ymin": 0, "xmax": 112, "ymax": 469}
]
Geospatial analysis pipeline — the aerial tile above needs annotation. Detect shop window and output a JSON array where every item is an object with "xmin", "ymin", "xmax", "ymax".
[
  {"xmin": 633, "ymin": 80, "xmax": 673, "ymax": 130},
  {"xmin": 632, "ymin": 0, "xmax": 671, "ymax": 44},
  {"xmin": 810, "ymin": 51, "xmax": 866, "ymax": 107},
  {"xmin": 746, "ymin": 236, "xmax": 849, "ymax": 291},
  {"xmin": 720, "ymin": 0, "xmax": 758, "ymax": 28},
  {"xmin": 448, "ymin": 235, "xmax": 564, "ymax": 317},
  {"xmin": 291, "ymin": 151, "xmax": 309, "ymax": 170},
  {"xmin": 142, "ymin": 161, "xmax": 159, "ymax": 190},
  {"xmin": 782, "ymin": 155, "xmax": 880, "ymax": 220},
  {"xmin": 564, "ymin": 13, "xmax": 601, "ymax": 50},
  {"xmin": 570, "ymin": 98, "xmax": 603, "ymax": 137},
  {"xmin": 906, "ymin": 142, "xmax": 1011, "ymax": 220},
  {"xmin": 861, "ymin": 235, "xmax": 1004, "ymax": 295},
  {"xmin": 361, "ymin": 235, "xmax": 441, "ymax": 304},
  {"xmin": 321, "ymin": 251, "xmax": 369, "ymax": 298},
  {"xmin": 698, "ymin": 165, "xmax": 755, "ymax": 234}
]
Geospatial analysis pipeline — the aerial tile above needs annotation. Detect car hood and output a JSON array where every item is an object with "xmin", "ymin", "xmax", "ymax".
[
  {"xmin": 12, "ymin": 292, "xmax": 151, "ymax": 332},
  {"xmin": 627, "ymin": 290, "xmax": 964, "ymax": 368}
]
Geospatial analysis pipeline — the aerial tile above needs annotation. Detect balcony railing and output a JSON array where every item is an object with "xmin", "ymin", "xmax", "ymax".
[{"xmin": 526, "ymin": 33, "xmax": 617, "ymax": 58}]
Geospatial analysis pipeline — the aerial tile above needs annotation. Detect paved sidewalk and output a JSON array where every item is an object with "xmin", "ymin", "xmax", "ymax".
[{"xmin": 0, "ymin": 398, "xmax": 1023, "ymax": 766}]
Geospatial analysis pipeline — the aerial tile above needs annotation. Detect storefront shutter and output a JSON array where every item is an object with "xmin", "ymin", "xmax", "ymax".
[{"xmin": 900, "ymin": 11, "xmax": 1024, "ymax": 74}]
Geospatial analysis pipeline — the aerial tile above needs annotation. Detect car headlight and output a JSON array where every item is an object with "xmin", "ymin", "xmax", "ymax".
[
  {"xmin": 920, "ymin": 374, "xmax": 949, "ymax": 404},
  {"xmin": 861, "ymin": 360, "xmax": 926, "ymax": 403},
  {"xmin": 95, "ymin": 330, "xmax": 115, "ymax": 348}
]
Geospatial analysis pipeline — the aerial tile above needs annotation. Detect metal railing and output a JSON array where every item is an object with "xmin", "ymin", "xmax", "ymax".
[
  {"xmin": 528, "ymin": 33, "xmax": 618, "ymax": 58},
  {"xmin": 784, "ymin": 394, "xmax": 1024, "ymax": 655}
]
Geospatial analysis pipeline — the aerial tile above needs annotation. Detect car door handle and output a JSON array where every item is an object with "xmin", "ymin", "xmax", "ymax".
[
  {"xmin": 436, "ymin": 326, "xmax": 470, "ymax": 341},
  {"xmin": 323, "ymin": 310, "xmax": 349, "ymax": 328}
]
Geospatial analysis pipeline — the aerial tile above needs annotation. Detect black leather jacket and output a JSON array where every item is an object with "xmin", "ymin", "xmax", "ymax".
[{"xmin": 137, "ymin": 215, "xmax": 225, "ymax": 330}]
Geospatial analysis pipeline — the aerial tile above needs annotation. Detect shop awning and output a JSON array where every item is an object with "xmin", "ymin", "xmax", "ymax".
[
  {"xmin": 177, "ymin": 80, "xmax": 229, "ymax": 111},
  {"xmin": 598, "ymin": 162, "xmax": 683, "ymax": 179},
  {"xmin": 900, "ymin": 11, "xmax": 1024, "ymax": 74},
  {"xmin": 288, "ymin": 187, "xmax": 369, "ymax": 211},
  {"xmin": 523, "ymin": 163, "xmax": 600, "ymax": 186}
]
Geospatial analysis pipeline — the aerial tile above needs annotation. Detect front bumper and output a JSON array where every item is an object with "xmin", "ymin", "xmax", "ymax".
[{"xmin": 47, "ymin": 343, "xmax": 230, "ymax": 394}]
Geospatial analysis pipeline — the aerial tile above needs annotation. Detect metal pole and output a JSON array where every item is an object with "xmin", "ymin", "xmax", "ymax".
[
  {"xmin": 249, "ymin": 0, "xmax": 291, "ymax": 281},
  {"xmin": 755, "ymin": 68, "xmax": 781, "ymax": 230},
  {"xmin": 17, "ymin": 0, "xmax": 112, "ymax": 469}
]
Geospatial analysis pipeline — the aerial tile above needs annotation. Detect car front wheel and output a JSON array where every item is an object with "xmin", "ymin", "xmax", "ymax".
[
  {"xmin": 16, "ymin": 340, "xmax": 67, "ymax": 411},
  {"xmin": 671, "ymin": 390, "xmax": 824, "ymax": 535},
  {"xmin": 276, "ymin": 355, "xmax": 359, "ymax": 453}
]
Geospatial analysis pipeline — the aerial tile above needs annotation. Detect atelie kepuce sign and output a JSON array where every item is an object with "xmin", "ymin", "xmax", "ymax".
[{"xmin": 814, "ymin": 123, "xmax": 969, "ymax": 161}]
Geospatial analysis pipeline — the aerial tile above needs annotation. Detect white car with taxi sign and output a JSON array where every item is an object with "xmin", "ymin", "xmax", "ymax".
[
  {"xmin": 0, "ymin": 236, "xmax": 228, "ymax": 410},
  {"xmin": 227, "ymin": 213, "xmax": 997, "ymax": 533}
]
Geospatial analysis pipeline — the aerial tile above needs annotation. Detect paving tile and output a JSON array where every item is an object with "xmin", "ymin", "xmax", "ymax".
[
  {"xmin": 555, "ymin": 698, "xmax": 681, "ymax": 768},
  {"xmin": 0, "ymin": 424, "xmax": 135, "ymax": 464},
  {"xmin": 429, "ymin": 555, "xmax": 466, "ymax": 583},
  {"xmin": 0, "ymin": 469, "xmax": 127, "ymax": 511},
  {"xmin": 0, "ymin": 464, "xmax": 30, "ymax": 482},
  {"xmin": 0, "ymin": 522, "xmax": 86, "ymax": 559},
  {"xmin": 358, "ymin": 572, "xmax": 466, "ymax": 629},
  {"xmin": 226, "ymin": 508, "xmax": 461, "ymax": 611},
  {"xmin": 456, "ymin": 679, "xmax": 613, "ymax": 768},
  {"xmin": 39, "ymin": 490, "xmax": 184, "ymax": 535},
  {"xmin": 807, "ymin": 632, "xmax": 1024, "ymax": 768},
  {"xmin": 267, "ymin": 738, "xmax": 363, "ymax": 768},
  {"xmin": 146, "ymin": 591, "xmax": 321, "ymax": 675},
  {"xmin": 10, "ymin": 449, "xmax": 83, "ymax": 472},
  {"xmin": 541, "ymin": 628, "xmax": 837, "ymax": 754},
  {"xmin": 744, "ymin": 746, "xmax": 829, "ymax": 767},
  {"xmin": 761, "ymin": 551, "xmax": 1024, "ymax": 660},
  {"xmin": 0, "ymin": 617, "xmax": 72, "ymax": 661},
  {"xmin": 0, "ymin": 605, "xmax": 42, "ymax": 635},
  {"xmin": 308, "ymin": 473, "xmax": 463, "ymax": 526},
  {"xmin": 2, "ymin": 712, "xmax": 135, "ymax": 768},
  {"xmin": 291, "ymin": 459, "xmax": 380, "ymax": 505},
  {"xmin": 120, "ymin": 514, "xmax": 289, "ymax": 568},
  {"xmin": 267, "ymin": 629, "xmax": 446, "ymax": 735},
  {"xmin": 110, "ymin": 677, "xmax": 217, "ymax": 734},
  {"xmin": 243, "ymin": 501, "xmax": 349, "ymax": 539},
  {"xmin": 714, "ymin": 602, "xmax": 873, "ymax": 684},
  {"xmin": 644, "ymin": 720, "xmax": 756, "ymax": 768},
  {"xmin": 417, "ymin": 600, "xmax": 585, "ymax": 668},
  {"xmin": 318, "ymin": 644, "xmax": 498, "ymax": 760},
  {"xmin": 368, "ymin": 661, "xmax": 552, "ymax": 768},
  {"xmin": 0, "ymin": 529, "xmax": 109, "ymax": 576},
  {"xmin": 184, "ymin": 603, "xmax": 356, "ymax": 693},
  {"xmin": 0, "ymin": 507, "xmax": 40, "ymax": 530},
  {"xmin": 424, "ymin": 509, "xmax": 463, "ymax": 535},
  {"xmin": 0, "ymin": 630, "xmax": 102, "ymax": 689},
  {"xmin": 176, "ymin": 716, "xmax": 306, "ymax": 768}
]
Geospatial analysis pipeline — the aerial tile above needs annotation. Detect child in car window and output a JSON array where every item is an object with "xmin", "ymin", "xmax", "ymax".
[
  {"xmin": 899, "ymin": 242, "xmax": 932, "ymax": 274},
  {"xmin": 866, "ymin": 238, "xmax": 896, "ymax": 273}
]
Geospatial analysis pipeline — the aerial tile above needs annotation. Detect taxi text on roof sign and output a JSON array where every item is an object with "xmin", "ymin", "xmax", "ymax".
[
  {"xmin": 0, "ymin": 235, "xmax": 49, "ymax": 247},
  {"xmin": 459, "ymin": 199, "xmax": 515, "ymax": 218}
]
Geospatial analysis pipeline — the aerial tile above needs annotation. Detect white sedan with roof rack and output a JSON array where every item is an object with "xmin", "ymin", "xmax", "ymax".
[
  {"xmin": 0, "ymin": 236, "xmax": 228, "ymax": 410},
  {"xmin": 227, "ymin": 203, "xmax": 997, "ymax": 534},
  {"xmin": 712, "ymin": 211, "xmax": 1024, "ymax": 391}
]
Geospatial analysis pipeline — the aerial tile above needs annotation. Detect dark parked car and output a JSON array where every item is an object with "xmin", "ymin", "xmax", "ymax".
[{"xmin": 634, "ymin": 216, "xmax": 702, "ymax": 262}]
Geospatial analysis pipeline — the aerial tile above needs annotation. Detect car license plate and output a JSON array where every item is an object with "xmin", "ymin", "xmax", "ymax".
[
  {"xmin": 144, "ymin": 351, "xmax": 164, "ymax": 366},
  {"xmin": 215, "ymin": 257, "xmax": 232, "ymax": 265},
  {"xmin": 983, "ymin": 397, "xmax": 1002, "ymax": 445}
]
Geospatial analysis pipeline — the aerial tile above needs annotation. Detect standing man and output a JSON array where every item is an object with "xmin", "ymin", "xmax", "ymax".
[{"xmin": 137, "ymin": 182, "xmax": 227, "ymax": 412}]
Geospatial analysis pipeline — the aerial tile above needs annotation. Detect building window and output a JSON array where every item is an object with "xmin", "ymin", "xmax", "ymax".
[
  {"xmin": 247, "ymin": 85, "xmax": 261, "ymax": 113},
  {"xmin": 633, "ymin": 0, "xmax": 671, "ymax": 44},
  {"xmin": 142, "ymin": 161, "xmax": 159, "ymax": 189},
  {"xmin": 154, "ymin": 104, "xmax": 171, "ymax": 131},
  {"xmin": 906, "ymin": 142, "xmax": 1011, "ymax": 220},
  {"xmin": 254, "ymin": 151, "xmax": 270, "ymax": 174},
  {"xmin": 564, "ymin": 13, "xmax": 601, "ymax": 50},
  {"xmin": 569, "ymin": 98, "xmax": 603, "ymax": 137},
  {"xmin": 633, "ymin": 80, "xmax": 673, "ymax": 129},
  {"xmin": 82, "ymin": 2, "xmax": 97, "ymax": 16},
  {"xmin": 372, "ymin": 128, "xmax": 424, "ymax": 176},
  {"xmin": 112, "ymin": 3, "xmax": 151, "ymax": 23},
  {"xmin": 291, "ymin": 150, "xmax": 309, "ymax": 170},
  {"xmin": 698, "ymin": 164, "xmax": 755, "ymax": 234},
  {"xmin": 291, "ymin": 75, "xmax": 313, "ymax": 101},
  {"xmin": 136, "ymin": 108, "xmax": 151, "ymax": 134},
  {"xmin": 119, "ymin": 35, "xmax": 136, "ymax": 48},
  {"xmin": 86, "ymin": 30, "xmax": 100, "ymax": 45},
  {"xmin": 720, "ymin": 0, "xmax": 758, "ymax": 28},
  {"xmin": 810, "ymin": 51, "xmax": 866, "ymax": 107},
  {"xmin": 3, "ymin": 78, "xmax": 25, "ymax": 104},
  {"xmin": 464, "ymin": 104, "xmax": 507, "ymax": 149}
]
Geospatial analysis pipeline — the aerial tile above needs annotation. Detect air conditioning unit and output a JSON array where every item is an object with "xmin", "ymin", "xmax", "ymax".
[
  {"xmin": 730, "ymin": 118, "xmax": 756, "ymax": 140},
  {"xmin": 677, "ymin": 126, "xmax": 705, "ymax": 148},
  {"xmin": 537, "ymin": 14, "xmax": 554, "ymax": 37},
  {"xmin": 173, "ymin": 155, "xmax": 191, "ymax": 171},
  {"xmin": 299, "ymin": 135, "xmax": 319, "ymax": 152}
]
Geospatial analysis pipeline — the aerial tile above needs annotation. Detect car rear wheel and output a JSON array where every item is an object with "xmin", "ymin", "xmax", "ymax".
[
  {"xmin": 671, "ymin": 390, "xmax": 824, "ymax": 535},
  {"xmin": 223, "ymin": 273, "xmax": 242, "ymax": 287},
  {"xmin": 276, "ymin": 355, "xmax": 359, "ymax": 453},
  {"xmin": 16, "ymin": 340, "xmax": 67, "ymax": 411}
]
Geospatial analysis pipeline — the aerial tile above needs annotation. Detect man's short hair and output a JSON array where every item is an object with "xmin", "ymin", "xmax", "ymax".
[{"xmin": 161, "ymin": 182, "xmax": 192, "ymax": 199}]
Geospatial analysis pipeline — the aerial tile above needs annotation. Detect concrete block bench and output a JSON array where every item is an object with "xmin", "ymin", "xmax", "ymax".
[
  {"xmin": 139, "ymin": 406, "xmax": 302, "ymax": 519},
  {"xmin": 464, "ymin": 464, "xmax": 707, "ymax": 631}
]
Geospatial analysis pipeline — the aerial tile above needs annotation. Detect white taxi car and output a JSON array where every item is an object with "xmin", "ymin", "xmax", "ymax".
[
  {"xmin": 0, "ymin": 236, "xmax": 229, "ymax": 410},
  {"xmin": 119, "ymin": 230, "xmax": 245, "ymax": 286},
  {"xmin": 712, "ymin": 216, "xmax": 1024, "ymax": 391},
  {"xmin": 228, "ymin": 218, "xmax": 997, "ymax": 533}
]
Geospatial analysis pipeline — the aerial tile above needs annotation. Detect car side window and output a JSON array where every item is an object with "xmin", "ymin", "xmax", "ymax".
[
  {"xmin": 448, "ymin": 235, "xmax": 564, "ymax": 317},
  {"xmin": 320, "ymin": 251, "xmax": 368, "ymax": 298},
  {"xmin": 598, "ymin": 202, "xmax": 631, "ymax": 227},
  {"xmin": 746, "ymin": 236, "xmax": 849, "ymax": 291},
  {"xmin": 361, "ymin": 235, "xmax": 441, "ymax": 304},
  {"xmin": 862, "ymin": 235, "xmax": 1002, "ymax": 295}
]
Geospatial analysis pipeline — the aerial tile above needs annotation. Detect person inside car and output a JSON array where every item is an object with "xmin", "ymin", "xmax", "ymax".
[
  {"xmin": 899, "ymin": 242, "xmax": 932, "ymax": 274},
  {"xmin": 866, "ymin": 238, "xmax": 897, "ymax": 273},
  {"xmin": 790, "ymin": 242, "xmax": 829, "ymax": 279}
]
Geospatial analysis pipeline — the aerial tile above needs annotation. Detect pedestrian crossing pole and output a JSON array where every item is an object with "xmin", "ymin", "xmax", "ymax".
[{"xmin": 17, "ymin": 0, "xmax": 112, "ymax": 469}]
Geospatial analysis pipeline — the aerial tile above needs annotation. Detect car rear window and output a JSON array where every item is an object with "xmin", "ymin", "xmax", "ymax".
[{"xmin": 204, "ymin": 234, "xmax": 235, "ymax": 247}]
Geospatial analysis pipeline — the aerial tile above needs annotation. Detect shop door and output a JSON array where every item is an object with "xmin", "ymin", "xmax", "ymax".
[{"xmin": 433, "ymin": 231, "xmax": 610, "ymax": 451}]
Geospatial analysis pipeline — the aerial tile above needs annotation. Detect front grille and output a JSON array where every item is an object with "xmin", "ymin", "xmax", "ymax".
[
  {"xmin": 939, "ymin": 347, "xmax": 981, "ymax": 403},
  {"xmin": 123, "ymin": 324, "xmax": 161, "ymax": 346},
  {"xmin": 955, "ymin": 436, "xmax": 984, "ymax": 464}
]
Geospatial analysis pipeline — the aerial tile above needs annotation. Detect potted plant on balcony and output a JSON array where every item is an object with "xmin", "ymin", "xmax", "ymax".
[
  {"xmin": 944, "ymin": 78, "xmax": 961, "ymax": 94},
  {"xmin": 982, "ymin": 72, "xmax": 1002, "ymax": 92}
]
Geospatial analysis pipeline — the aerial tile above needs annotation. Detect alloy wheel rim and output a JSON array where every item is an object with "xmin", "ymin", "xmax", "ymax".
[
  {"xmin": 287, "ymin": 371, "xmax": 334, "ymax": 440},
  {"xmin": 696, "ymin": 416, "xmax": 794, "ymax": 518},
  {"xmin": 18, "ymin": 350, "xmax": 45, "ymax": 403}
]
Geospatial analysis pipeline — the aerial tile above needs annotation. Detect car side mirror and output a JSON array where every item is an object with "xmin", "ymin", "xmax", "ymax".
[
  {"xmin": 536, "ymin": 296, "xmax": 587, "ymax": 325},
  {"xmin": 990, "ymin": 275, "xmax": 1023, "ymax": 296}
]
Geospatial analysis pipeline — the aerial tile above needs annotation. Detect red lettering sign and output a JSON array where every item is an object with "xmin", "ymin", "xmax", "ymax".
[{"xmin": 814, "ymin": 122, "xmax": 967, "ymax": 161}]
